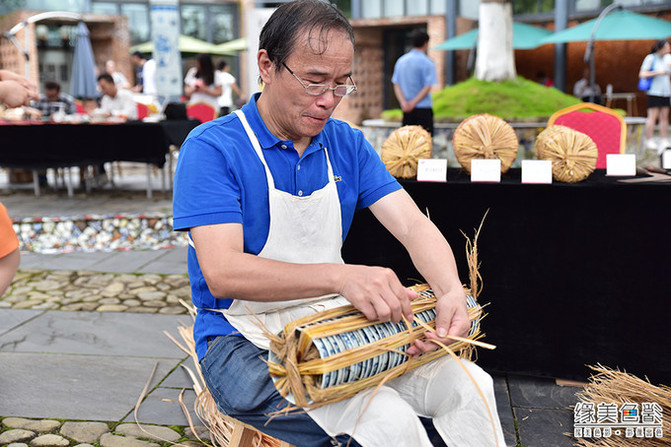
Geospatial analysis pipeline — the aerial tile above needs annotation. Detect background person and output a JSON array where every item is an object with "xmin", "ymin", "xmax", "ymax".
[
  {"xmin": 216, "ymin": 60, "xmax": 244, "ymax": 116},
  {"xmin": 104, "ymin": 59, "xmax": 130, "ymax": 90},
  {"xmin": 131, "ymin": 51, "xmax": 157, "ymax": 96},
  {"xmin": 184, "ymin": 53, "xmax": 222, "ymax": 111},
  {"xmin": 639, "ymin": 39, "xmax": 671, "ymax": 152},
  {"xmin": 392, "ymin": 29, "xmax": 437, "ymax": 136},
  {"xmin": 29, "ymin": 81, "xmax": 77, "ymax": 117},
  {"xmin": 97, "ymin": 73, "xmax": 138, "ymax": 120},
  {"xmin": 573, "ymin": 67, "xmax": 602, "ymax": 104},
  {"xmin": 173, "ymin": 1, "xmax": 504, "ymax": 446}
]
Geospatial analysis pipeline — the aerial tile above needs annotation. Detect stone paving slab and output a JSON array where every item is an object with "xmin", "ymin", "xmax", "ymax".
[
  {"xmin": 124, "ymin": 387, "xmax": 198, "ymax": 426},
  {"xmin": 508, "ymin": 374, "xmax": 580, "ymax": 409},
  {"xmin": 0, "ymin": 311, "xmax": 189, "ymax": 358},
  {"xmin": 0, "ymin": 352, "xmax": 183, "ymax": 420},
  {"xmin": 0, "ymin": 309, "xmax": 44, "ymax": 336},
  {"xmin": 514, "ymin": 407, "xmax": 574, "ymax": 447},
  {"xmin": 158, "ymin": 362, "xmax": 197, "ymax": 389},
  {"xmin": 492, "ymin": 376, "xmax": 517, "ymax": 447}
]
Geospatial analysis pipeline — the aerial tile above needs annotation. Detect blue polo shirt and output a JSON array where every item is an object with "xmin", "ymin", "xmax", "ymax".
[
  {"xmin": 173, "ymin": 93, "xmax": 401, "ymax": 360},
  {"xmin": 391, "ymin": 49, "xmax": 437, "ymax": 109}
]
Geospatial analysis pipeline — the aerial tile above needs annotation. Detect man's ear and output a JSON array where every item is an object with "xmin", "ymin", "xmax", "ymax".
[{"xmin": 257, "ymin": 50, "xmax": 274, "ymax": 86}]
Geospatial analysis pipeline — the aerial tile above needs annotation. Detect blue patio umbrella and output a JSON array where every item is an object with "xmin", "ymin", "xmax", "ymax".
[{"xmin": 70, "ymin": 22, "xmax": 99, "ymax": 99}]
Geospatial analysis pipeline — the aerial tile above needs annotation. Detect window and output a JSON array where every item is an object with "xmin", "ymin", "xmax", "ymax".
[
  {"xmin": 386, "ymin": 0, "xmax": 404, "ymax": 17},
  {"xmin": 121, "ymin": 3, "xmax": 150, "ymax": 44},
  {"xmin": 24, "ymin": 0, "xmax": 85, "ymax": 13},
  {"xmin": 91, "ymin": 2, "xmax": 118, "ymax": 15},
  {"xmin": 513, "ymin": 0, "xmax": 555, "ymax": 15},
  {"xmin": 431, "ymin": 0, "xmax": 447, "ymax": 15},
  {"xmin": 407, "ymin": 0, "xmax": 429, "ymax": 16},
  {"xmin": 459, "ymin": 0, "xmax": 479, "ymax": 20},
  {"xmin": 211, "ymin": 5, "xmax": 236, "ymax": 44},
  {"xmin": 362, "ymin": 0, "xmax": 382, "ymax": 18},
  {"xmin": 181, "ymin": 5, "xmax": 207, "ymax": 41}
]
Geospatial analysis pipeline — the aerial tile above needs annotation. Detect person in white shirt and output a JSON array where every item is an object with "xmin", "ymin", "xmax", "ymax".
[
  {"xmin": 573, "ymin": 67, "xmax": 602, "ymax": 104},
  {"xmin": 105, "ymin": 60, "xmax": 130, "ymax": 90},
  {"xmin": 131, "ymin": 52, "xmax": 157, "ymax": 96},
  {"xmin": 216, "ymin": 60, "xmax": 244, "ymax": 116},
  {"xmin": 184, "ymin": 53, "xmax": 222, "ymax": 111},
  {"xmin": 97, "ymin": 73, "xmax": 138, "ymax": 120}
]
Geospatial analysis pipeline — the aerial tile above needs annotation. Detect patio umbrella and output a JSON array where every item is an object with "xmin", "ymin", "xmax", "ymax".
[
  {"xmin": 435, "ymin": 22, "xmax": 553, "ymax": 51},
  {"xmin": 540, "ymin": 9, "xmax": 671, "ymax": 44},
  {"xmin": 212, "ymin": 37, "xmax": 247, "ymax": 54},
  {"xmin": 130, "ymin": 35, "xmax": 234, "ymax": 55},
  {"xmin": 70, "ymin": 21, "xmax": 99, "ymax": 99}
]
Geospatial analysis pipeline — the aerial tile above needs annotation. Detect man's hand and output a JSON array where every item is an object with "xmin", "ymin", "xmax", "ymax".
[
  {"xmin": 400, "ymin": 99, "xmax": 415, "ymax": 113},
  {"xmin": 407, "ymin": 288, "xmax": 470, "ymax": 356},
  {"xmin": 337, "ymin": 264, "xmax": 416, "ymax": 324},
  {"xmin": 0, "ymin": 80, "xmax": 39, "ymax": 108}
]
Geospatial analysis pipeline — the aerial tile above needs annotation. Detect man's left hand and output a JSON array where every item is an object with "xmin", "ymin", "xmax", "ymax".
[{"xmin": 407, "ymin": 288, "xmax": 470, "ymax": 356}]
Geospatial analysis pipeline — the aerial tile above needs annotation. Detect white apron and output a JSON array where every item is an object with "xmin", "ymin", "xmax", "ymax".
[{"xmin": 220, "ymin": 109, "xmax": 349, "ymax": 349}]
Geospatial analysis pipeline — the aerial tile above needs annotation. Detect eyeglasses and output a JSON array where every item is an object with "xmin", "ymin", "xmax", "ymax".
[{"xmin": 282, "ymin": 63, "xmax": 357, "ymax": 97}]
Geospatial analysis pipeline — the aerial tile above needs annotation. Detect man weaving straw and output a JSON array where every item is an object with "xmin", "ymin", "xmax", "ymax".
[{"xmin": 173, "ymin": 1, "xmax": 505, "ymax": 445}]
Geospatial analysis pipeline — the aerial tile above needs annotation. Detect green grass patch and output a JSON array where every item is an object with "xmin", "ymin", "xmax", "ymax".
[{"xmin": 383, "ymin": 76, "xmax": 583, "ymax": 123}]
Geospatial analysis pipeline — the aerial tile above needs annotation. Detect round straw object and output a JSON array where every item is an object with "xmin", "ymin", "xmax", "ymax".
[
  {"xmin": 381, "ymin": 125, "xmax": 432, "ymax": 178},
  {"xmin": 452, "ymin": 114, "xmax": 518, "ymax": 173},
  {"xmin": 535, "ymin": 125, "xmax": 597, "ymax": 183}
]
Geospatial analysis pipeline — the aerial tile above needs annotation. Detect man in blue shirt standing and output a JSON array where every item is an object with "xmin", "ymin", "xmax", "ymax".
[
  {"xmin": 392, "ymin": 29, "xmax": 437, "ymax": 135},
  {"xmin": 173, "ymin": 1, "xmax": 503, "ymax": 446}
]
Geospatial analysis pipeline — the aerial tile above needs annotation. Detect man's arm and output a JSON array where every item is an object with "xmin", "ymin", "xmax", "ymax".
[
  {"xmin": 190, "ymin": 223, "xmax": 415, "ymax": 323},
  {"xmin": 369, "ymin": 189, "xmax": 470, "ymax": 354}
]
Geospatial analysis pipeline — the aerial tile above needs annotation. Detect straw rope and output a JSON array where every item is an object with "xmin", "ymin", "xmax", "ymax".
[
  {"xmin": 381, "ymin": 125, "xmax": 432, "ymax": 178},
  {"xmin": 535, "ymin": 125, "xmax": 598, "ymax": 183},
  {"xmin": 452, "ymin": 113, "xmax": 518, "ymax": 174},
  {"xmin": 573, "ymin": 365, "xmax": 670, "ymax": 447}
]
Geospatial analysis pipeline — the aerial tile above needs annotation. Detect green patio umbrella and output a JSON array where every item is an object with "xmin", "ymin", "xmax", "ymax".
[
  {"xmin": 130, "ymin": 35, "xmax": 235, "ymax": 55},
  {"xmin": 540, "ymin": 9, "xmax": 671, "ymax": 44},
  {"xmin": 212, "ymin": 37, "xmax": 247, "ymax": 53},
  {"xmin": 434, "ymin": 22, "xmax": 552, "ymax": 51}
]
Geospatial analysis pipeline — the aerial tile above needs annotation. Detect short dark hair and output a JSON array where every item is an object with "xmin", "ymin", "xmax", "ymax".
[
  {"xmin": 132, "ymin": 51, "xmax": 146, "ymax": 60},
  {"xmin": 411, "ymin": 29, "xmax": 429, "ymax": 48},
  {"xmin": 651, "ymin": 39, "xmax": 668, "ymax": 54},
  {"xmin": 217, "ymin": 60, "xmax": 228, "ymax": 71},
  {"xmin": 44, "ymin": 81, "xmax": 60, "ymax": 91},
  {"xmin": 259, "ymin": 0, "xmax": 354, "ymax": 72},
  {"xmin": 97, "ymin": 73, "xmax": 114, "ymax": 84}
]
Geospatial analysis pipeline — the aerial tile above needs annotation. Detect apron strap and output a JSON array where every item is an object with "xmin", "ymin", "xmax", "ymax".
[{"xmin": 234, "ymin": 109, "xmax": 275, "ymax": 189}]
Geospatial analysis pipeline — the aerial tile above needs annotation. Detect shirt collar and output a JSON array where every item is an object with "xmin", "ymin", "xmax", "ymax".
[{"xmin": 241, "ymin": 92, "xmax": 326, "ymax": 153}]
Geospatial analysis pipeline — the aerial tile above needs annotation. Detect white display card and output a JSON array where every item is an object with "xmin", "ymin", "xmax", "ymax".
[
  {"xmin": 416, "ymin": 158, "xmax": 447, "ymax": 182},
  {"xmin": 606, "ymin": 153, "xmax": 636, "ymax": 176},
  {"xmin": 521, "ymin": 160, "xmax": 553, "ymax": 184},
  {"xmin": 663, "ymin": 150, "xmax": 671, "ymax": 170},
  {"xmin": 470, "ymin": 159, "xmax": 501, "ymax": 182}
]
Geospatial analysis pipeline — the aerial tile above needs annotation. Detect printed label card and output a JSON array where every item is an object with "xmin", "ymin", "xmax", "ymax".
[
  {"xmin": 471, "ymin": 159, "xmax": 501, "ymax": 183},
  {"xmin": 416, "ymin": 158, "xmax": 448, "ymax": 182}
]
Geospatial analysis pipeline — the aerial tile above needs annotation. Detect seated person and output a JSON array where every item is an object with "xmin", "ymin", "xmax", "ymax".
[
  {"xmin": 97, "ymin": 73, "xmax": 138, "ymax": 120},
  {"xmin": 29, "ymin": 81, "xmax": 77, "ymax": 117},
  {"xmin": 573, "ymin": 68, "xmax": 602, "ymax": 104},
  {"xmin": 0, "ymin": 202, "xmax": 20, "ymax": 297}
]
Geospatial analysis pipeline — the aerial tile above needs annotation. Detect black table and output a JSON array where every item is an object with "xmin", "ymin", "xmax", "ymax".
[
  {"xmin": 342, "ymin": 169, "xmax": 671, "ymax": 384},
  {"xmin": 0, "ymin": 119, "xmax": 198, "ymax": 169},
  {"xmin": 0, "ymin": 119, "xmax": 199, "ymax": 196}
]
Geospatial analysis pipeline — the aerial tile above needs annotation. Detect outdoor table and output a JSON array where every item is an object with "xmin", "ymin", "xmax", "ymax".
[
  {"xmin": 0, "ymin": 119, "xmax": 199, "ymax": 197},
  {"xmin": 342, "ymin": 168, "xmax": 671, "ymax": 384}
]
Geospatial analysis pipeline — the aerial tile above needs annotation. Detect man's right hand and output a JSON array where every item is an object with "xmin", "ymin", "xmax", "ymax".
[
  {"xmin": 0, "ymin": 80, "xmax": 39, "ymax": 108},
  {"xmin": 336, "ymin": 265, "xmax": 416, "ymax": 323}
]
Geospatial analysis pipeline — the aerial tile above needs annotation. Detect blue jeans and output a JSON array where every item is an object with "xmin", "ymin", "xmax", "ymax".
[{"xmin": 200, "ymin": 336, "xmax": 446, "ymax": 447}]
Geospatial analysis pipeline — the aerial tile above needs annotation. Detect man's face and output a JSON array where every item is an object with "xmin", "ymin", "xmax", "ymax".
[
  {"xmin": 45, "ymin": 88, "xmax": 59, "ymax": 102},
  {"xmin": 262, "ymin": 29, "xmax": 354, "ymax": 141},
  {"xmin": 98, "ymin": 79, "xmax": 116, "ymax": 97}
]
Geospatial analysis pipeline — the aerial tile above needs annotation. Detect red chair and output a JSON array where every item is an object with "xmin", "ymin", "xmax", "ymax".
[
  {"xmin": 186, "ymin": 102, "xmax": 217, "ymax": 123},
  {"xmin": 547, "ymin": 103, "xmax": 626, "ymax": 169},
  {"xmin": 136, "ymin": 102, "xmax": 149, "ymax": 120},
  {"xmin": 75, "ymin": 101, "xmax": 86, "ymax": 114}
]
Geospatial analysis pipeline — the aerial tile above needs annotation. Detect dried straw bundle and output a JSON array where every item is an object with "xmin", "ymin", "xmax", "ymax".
[
  {"xmin": 167, "ymin": 309, "xmax": 286, "ymax": 447},
  {"xmin": 535, "ymin": 125, "xmax": 597, "ymax": 183},
  {"xmin": 265, "ymin": 284, "xmax": 486, "ymax": 409},
  {"xmin": 573, "ymin": 365, "xmax": 671, "ymax": 447},
  {"xmin": 381, "ymin": 125, "xmax": 432, "ymax": 178},
  {"xmin": 452, "ymin": 114, "xmax": 518, "ymax": 174}
]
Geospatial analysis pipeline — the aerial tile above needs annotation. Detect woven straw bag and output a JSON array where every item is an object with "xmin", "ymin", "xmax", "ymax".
[
  {"xmin": 381, "ymin": 125, "xmax": 432, "ymax": 178},
  {"xmin": 535, "ymin": 125, "xmax": 597, "ymax": 183},
  {"xmin": 452, "ymin": 114, "xmax": 518, "ymax": 174}
]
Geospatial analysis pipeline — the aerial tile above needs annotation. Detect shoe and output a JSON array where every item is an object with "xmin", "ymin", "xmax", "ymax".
[
  {"xmin": 645, "ymin": 139, "xmax": 658, "ymax": 150},
  {"xmin": 657, "ymin": 139, "xmax": 670, "ymax": 155}
]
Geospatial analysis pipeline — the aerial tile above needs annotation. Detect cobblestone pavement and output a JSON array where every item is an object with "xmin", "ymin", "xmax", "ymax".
[
  {"xmin": 0, "ymin": 269, "xmax": 190, "ymax": 314},
  {"xmin": 0, "ymin": 417, "xmax": 211, "ymax": 447}
]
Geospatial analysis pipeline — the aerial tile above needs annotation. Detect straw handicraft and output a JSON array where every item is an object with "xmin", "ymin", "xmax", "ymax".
[
  {"xmin": 452, "ymin": 113, "xmax": 519, "ymax": 174},
  {"xmin": 381, "ymin": 125, "xmax": 432, "ymax": 178},
  {"xmin": 535, "ymin": 125, "xmax": 597, "ymax": 183},
  {"xmin": 573, "ymin": 365, "xmax": 671, "ymax": 447},
  {"xmin": 265, "ymin": 284, "xmax": 487, "ymax": 410}
]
